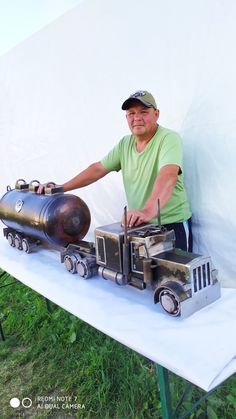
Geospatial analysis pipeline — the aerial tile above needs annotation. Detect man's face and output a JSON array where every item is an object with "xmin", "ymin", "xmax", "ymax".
[{"xmin": 126, "ymin": 103, "xmax": 159, "ymax": 138}]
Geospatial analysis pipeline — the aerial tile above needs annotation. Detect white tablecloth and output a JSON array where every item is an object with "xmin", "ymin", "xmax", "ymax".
[{"xmin": 0, "ymin": 236, "xmax": 235, "ymax": 391}]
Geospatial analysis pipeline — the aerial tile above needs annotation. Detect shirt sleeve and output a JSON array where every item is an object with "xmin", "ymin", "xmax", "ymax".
[
  {"xmin": 159, "ymin": 131, "xmax": 183, "ymax": 173},
  {"xmin": 100, "ymin": 140, "xmax": 122, "ymax": 172}
]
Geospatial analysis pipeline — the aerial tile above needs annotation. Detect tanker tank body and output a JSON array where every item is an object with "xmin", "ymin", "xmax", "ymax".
[{"xmin": 0, "ymin": 179, "xmax": 91, "ymax": 253}]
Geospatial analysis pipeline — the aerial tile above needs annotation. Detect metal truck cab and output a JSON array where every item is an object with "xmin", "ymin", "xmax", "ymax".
[{"xmin": 94, "ymin": 222, "xmax": 175, "ymax": 273}]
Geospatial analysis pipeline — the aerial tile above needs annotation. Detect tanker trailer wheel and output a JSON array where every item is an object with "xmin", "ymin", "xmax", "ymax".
[
  {"xmin": 14, "ymin": 234, "xmax": 23, "ymax": 250},
  {"xmin": 159, "ymin": 288, "xmax": 181, "ymax": 317},
  {"xmin": 7, "ymin": 232, "xmax": 15, "ymax": 247},
  {"xmin": 22, "ymin": 238, "xmax": 30, "ymax": 253},
  {"xmin": 64, "ymin": 254, "xmax": 81, "ymax": 274},
  {"xmin": 21, "ymin": 238, "xmax": 39, "ymax": 254}
]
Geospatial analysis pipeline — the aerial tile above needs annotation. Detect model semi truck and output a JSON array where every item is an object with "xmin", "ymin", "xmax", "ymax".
[{"xmin": 0, "ymin": 179, "xmax": 221, "ymax": 317}]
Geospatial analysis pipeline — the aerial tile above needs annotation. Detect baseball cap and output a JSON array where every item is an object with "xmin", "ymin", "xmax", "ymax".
[{"xmin": 122, "ymin": 90, "xmax": 157, "ymax": 110}]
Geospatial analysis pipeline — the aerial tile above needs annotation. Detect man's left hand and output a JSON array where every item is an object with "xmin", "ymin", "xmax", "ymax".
[{"xmin": 121, "ymin": 209, "xmax": 152, "ymax": 228}]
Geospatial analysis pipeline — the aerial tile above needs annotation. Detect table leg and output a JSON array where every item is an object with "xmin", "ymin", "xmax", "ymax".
[{"xmin": 156, "ymin": 364, "xmax": 173, "ymax": 419}]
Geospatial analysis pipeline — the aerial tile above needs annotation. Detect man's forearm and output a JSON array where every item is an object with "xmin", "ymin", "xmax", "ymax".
[
  {"xmin": 62, "ymin": 162, "xmax": 109, "ymax": 192},
  {"xmin": 142, "ymin": 165, "xmax": 179, "ymax": 218},
  {"xmin": 123, "ymin": 165, "xmax": 179, "ymax": 227}
]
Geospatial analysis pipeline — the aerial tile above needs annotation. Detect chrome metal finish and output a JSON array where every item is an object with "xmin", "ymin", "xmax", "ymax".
[
  {"xmin": 21, "ymin": 238, "xmax": 40, "ymax": 253},
  {"xmin": 0, "ymin": 183, "xmax": 221, "ymax": 318},
  {"xmin": 77, "ymin": 257, "xmax": 98, "ymax": 279},
  {"xmin": 159, "ymin": 289, "xmax": 180, "ymax": 316},
  {"xmin": 64, "ymin": 254, "xmax": 80, "ymax": 274},
  {"xmin": 15, "ymin": 199, "xmax": 24, "ymax": 213},
  {"xmin": 0, "ymin": 188, "xmax": 91, "ymax": 247},
  {"xmin": 22, "ymin": 238, "xmax": 29, "ymax": 253},
  {"xmin": 7, "ymin": 232, "xmax": 15, "ymax": 247},
  {"xmin": 14, "ymin": 234, "xmax": 23, "ymax": 250},
  {"xmin": 98, "ymin": 266, "xmax": 125, "ymax": 285}
]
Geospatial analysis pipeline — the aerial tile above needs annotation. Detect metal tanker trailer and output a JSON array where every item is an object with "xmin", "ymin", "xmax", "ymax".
[{"xmin": 0, "ymin": 179, "xmax": 90, "ymax": 252}]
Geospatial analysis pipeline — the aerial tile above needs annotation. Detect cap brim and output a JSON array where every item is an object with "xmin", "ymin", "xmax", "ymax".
[{"xmin": 121, "ymin": 98, "xmax": 153, "ymax": 110}]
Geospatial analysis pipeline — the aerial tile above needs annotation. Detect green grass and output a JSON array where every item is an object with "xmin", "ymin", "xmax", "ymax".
[{"xmin": 0, "ymin": 269, "xmax": 235, "ymax": 418}]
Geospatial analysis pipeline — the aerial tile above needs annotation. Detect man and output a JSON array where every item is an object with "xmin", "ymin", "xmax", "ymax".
[{"xmin": 38, "ymin": 90, "xmax": 192, "ymax": 251}]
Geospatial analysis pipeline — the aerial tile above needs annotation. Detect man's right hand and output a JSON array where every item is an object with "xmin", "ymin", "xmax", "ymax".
[{"xmin": 36, "ymin": 182, "xmax": 58, "ymax": 194}]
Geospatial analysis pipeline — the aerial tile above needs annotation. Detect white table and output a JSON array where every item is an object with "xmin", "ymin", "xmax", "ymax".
[{"xmin": 0, "ymin": 235, "xmax": 235, "ymax": 396}]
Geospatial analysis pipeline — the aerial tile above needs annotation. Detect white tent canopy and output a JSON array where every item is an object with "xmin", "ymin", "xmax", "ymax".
[{"xmin": 0, "ymin": 0, "xmax": 235, "ymax": 287}]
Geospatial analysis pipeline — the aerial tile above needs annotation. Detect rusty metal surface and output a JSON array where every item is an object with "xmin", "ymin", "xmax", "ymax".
[{"xmin": 0, "ymin": 188, "xmax": 90, "ymax": 247}]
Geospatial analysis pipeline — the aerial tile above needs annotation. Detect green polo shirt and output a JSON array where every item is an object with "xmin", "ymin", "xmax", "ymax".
[{"xmin": 101, "ymin": 126, "xmax": 191, "ymax": 224}]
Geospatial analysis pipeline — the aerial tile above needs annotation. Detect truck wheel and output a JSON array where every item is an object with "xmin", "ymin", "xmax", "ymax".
[
  {"xmin": 64, "ymin": 254, "xmax": 81, "ymax": 274},
  {"xmin": 76, "ymin": 257, "xmax": 97, "ymax": 279},
  {"xmin": 159, "ymin": 288, "xmax": 181, "ymax": 316}
]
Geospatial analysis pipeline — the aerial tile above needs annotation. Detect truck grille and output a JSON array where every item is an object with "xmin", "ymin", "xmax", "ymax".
[{"xmin": 193, "ymin": 262, "xmax": 212, "ymax": 293}]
